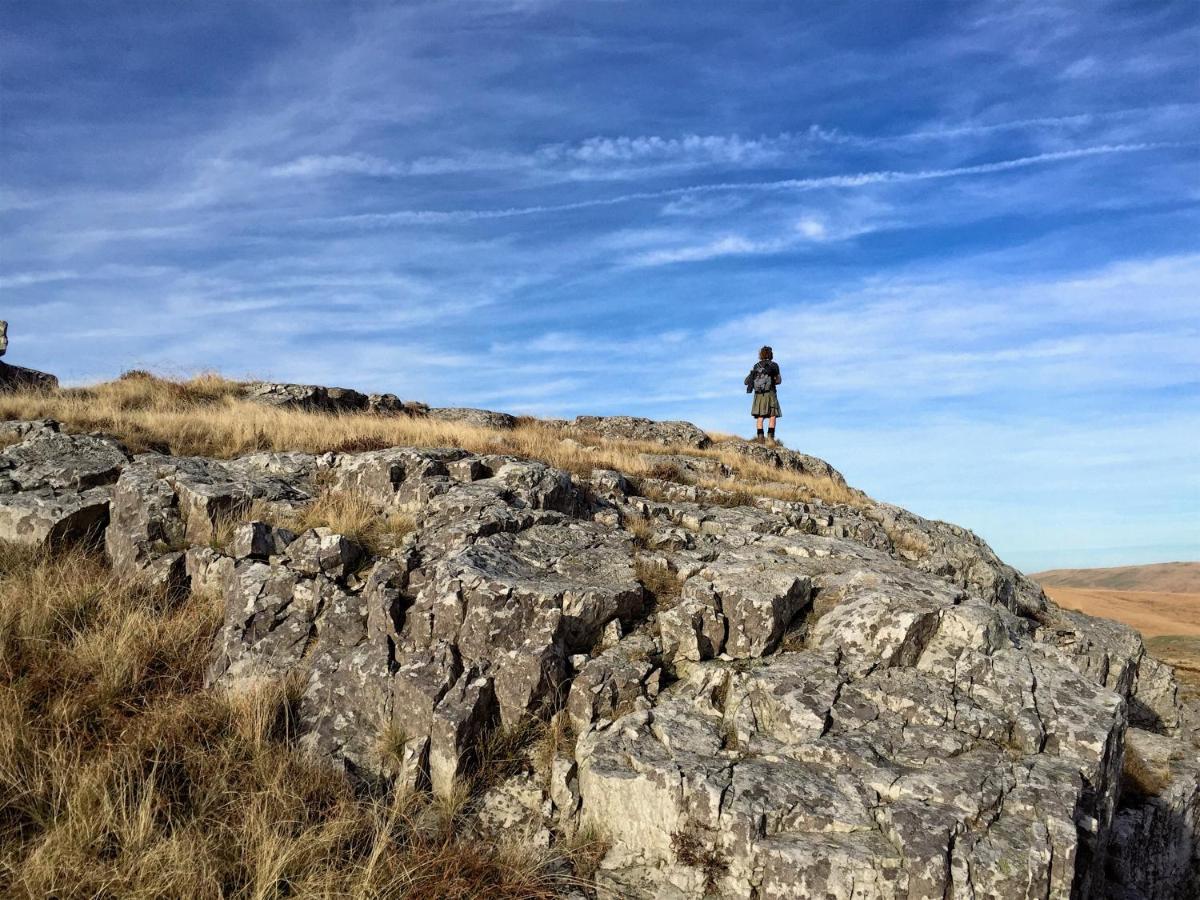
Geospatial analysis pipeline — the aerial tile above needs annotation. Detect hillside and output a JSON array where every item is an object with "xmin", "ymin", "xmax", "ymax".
[
  {"xmin": 1038, "ymin": 586, "xmax": 1200, "ymax": 640},
  {"xmin": 1033, "ymin": 562, "xmax": 1200, "ymax": 594},
  {"xmin": 1, "ymin": 372, "xmax": 1198, "ymax": 900}
]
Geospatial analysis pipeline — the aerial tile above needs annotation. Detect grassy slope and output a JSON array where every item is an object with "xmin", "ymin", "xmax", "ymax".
[
  {"xmin": 1039, "ymin": 587, "xmax": 1200, "ymax": 639},
  {"xmin": 1032, "ymin": 562, "xmax": 1200, "ymax": 594}
]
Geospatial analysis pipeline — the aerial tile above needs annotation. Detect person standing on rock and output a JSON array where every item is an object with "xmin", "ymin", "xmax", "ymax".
[{"xmin": 745, "ymin": 345, "xmax": 782, "ymax": 443}]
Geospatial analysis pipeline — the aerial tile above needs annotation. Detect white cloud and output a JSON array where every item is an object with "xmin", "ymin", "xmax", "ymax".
[
  {"xmin": 322, "ymin": 141, "xmax": 1178, "ymax": 227},
  {"xmin": 269, "ymin": 154, "xmax": 401, "ymax": 178},
  {"xmin": 0, "ymin": 270, "xmax": 79, "ymax": 288}
]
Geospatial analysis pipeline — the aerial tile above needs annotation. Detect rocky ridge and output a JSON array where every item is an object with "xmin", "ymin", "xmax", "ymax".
[
  {"xmin": 0, "ymin": 321, "xmax": 59, "ymax": 392},
  {"xmin": 0, "ymin": 399, "xmax": 1195, "ymax": 898}
]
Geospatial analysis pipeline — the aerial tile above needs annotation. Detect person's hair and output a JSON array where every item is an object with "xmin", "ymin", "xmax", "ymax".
[{"xmin": 758, "ymin": 345, "xmax": 773, "ymax": 361}]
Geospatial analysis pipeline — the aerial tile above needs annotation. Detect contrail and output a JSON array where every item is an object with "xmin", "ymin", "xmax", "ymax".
[{"xmin": 320, "ymin": 141, "xmax": 1187, "ymax": 227}]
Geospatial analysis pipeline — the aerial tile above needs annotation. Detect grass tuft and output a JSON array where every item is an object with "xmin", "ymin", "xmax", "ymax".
[{"xmin": 635, "ymin": 557, "xmax": 683, "ymax": 609}]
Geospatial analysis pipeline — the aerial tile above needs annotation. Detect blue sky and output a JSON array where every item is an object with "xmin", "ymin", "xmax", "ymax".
[{"xmin": 2, "ymin": 0, "xmax": 1198, "ymax": 571}]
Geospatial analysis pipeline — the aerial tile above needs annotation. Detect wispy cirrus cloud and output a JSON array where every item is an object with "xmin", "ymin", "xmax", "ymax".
[{"xmin": 311, "ymin": 141, "xmax": 1184, "ymax": 227}]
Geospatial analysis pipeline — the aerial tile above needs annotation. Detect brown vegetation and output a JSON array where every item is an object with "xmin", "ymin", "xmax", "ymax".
[
  {"xmin": 1039, "ymin": 587, "xmax": 1200, "ymax": 640},
  {"xmin": 1121, "ymin": 741, "xmax": 1173, "ymax": 801},
  {"xmin": 278, "ymin": 488, "xmax": 417, "ymax": 557},
  {"xmin": 1033, "ymin": 562, "xmax": 1200, "ymax": 594},
  {"xmin": 634, "ymin": 557, "xmax": 683, "ymax": 609}
]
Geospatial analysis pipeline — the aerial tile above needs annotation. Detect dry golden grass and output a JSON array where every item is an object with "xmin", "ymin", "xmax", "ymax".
[
  {"xmin": 0, "ymin": 372, "xmax": 859, "ymax": 508},
  {"xmin": 624, "ymin": 514, "xmax": 655, "ymax": 549},
  {"xmin": 885, "ymin": 527, "xmax": 933, "ymax": 556},
  {"xmin": 1121, "ymin": 741, "xmax": 1172, "ymax": 800},
  {"xmin": 277, "ymin": 489, "xmax": 417, "ymax": 557},
  {"xmin": 634, "ymin": 557, "xmax": 683, "ymax": 609},
  {"xmin": 0, "ymin": 543, "xmax": 584, "ymax": 898}
]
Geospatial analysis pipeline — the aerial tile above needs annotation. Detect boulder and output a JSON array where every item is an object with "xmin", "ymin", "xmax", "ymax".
[
  {"xmin": 0, "ymin": 424, "xmax": 128, "ymax": 545},
  {"xmin": 242, "ymin": 381, "xmax": 369, "ymax": 413},
  {"xmin": 228, "ymin": 521, "xmax": 296, "ymax": 560},
  {"xmin": 0, "ymin": 321, "xmax": 59, "ymax": 392},
  {"xmin": 567, "ymin": 635, "xmax": 659, "ymax": 735},
  {"xmin": 721, "ymin": 439, "xmax": 848, "ymax": 486},
  {"xmin": 425, "ymin": 407, "xmax": 518, "ymax": 430},
  {"xmin": 571, "ymin": 415, "xmax": 711, "ymax": 449},
  {"xmin": 0, "ymin": 488, "xmax": 111, "ymax": 546},
  {"xmin": 1, "ymin": 427, "xmax": 128, "ymax": 491},
  {"xmin": 0, "ymin": 362, "xmax": 50, "ymax": 393},
  {"xmin": 429, "ymin": 670, "xmax": 499, "ymax": 797},
  {"xmin": 105, "ymin": 452, "xmax": 316, "ymax": 581}
]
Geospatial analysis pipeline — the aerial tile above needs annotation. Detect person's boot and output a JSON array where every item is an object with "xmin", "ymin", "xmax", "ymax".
[
  {"xmin": 755, "ymin": 428, "xmax": 765, "ymax": 443},
  {"xmin": 767, "ymin": 427, "xmax": 777, "ymax": 445}
]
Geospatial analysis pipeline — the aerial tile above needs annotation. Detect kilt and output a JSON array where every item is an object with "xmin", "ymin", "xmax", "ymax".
[{"xmin": 751, "ymin": 389, "xmax": 781, "ymax": 417}]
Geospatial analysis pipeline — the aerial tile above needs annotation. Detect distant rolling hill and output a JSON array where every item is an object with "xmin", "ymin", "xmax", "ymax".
[
  {"xmin": 1033, "ymin": 562, "xmax": 1200, "ymax": 707},
  {"xmin": 1032, "ymin": 561, "xmax": 1200, "ymax": 594}
]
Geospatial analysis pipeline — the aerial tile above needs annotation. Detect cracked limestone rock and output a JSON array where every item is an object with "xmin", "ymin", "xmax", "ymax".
[{"xmin": 0, "ymin": 397, "xmax": 1189, "ymax": 898}]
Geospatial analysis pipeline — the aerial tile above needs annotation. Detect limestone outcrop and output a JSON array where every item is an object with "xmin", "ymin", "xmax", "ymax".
[
  {"xmin": 241, "ymin": 381, "xmax": 403, "ymax": 415},
  {"xmin": 0, "ymin": 421, "xmax": 125, "ymax": 545},
  {"xmin": 0, "ymin": 321, "xmax": 59, "ymax": 392},
  {"xmin": 0, "ymin": 403, "xmax": 1194, "ymax": 899},
  {"xmin": 426, "ymin": 407, "xmax": 518, "ymax": 430},
  {"xmin": 571, "ymin": 415, "xmax": 712, "ymax": 449}
]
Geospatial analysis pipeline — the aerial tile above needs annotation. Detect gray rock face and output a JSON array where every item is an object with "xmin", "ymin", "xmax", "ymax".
[
  {"xmin": 0, "ymin": 321, "xmax": 59, "ymax": 391},
  {"xmin": 0, "ymin": 422, "xmax": 128, "ymax": 545},
  {"xmin": 426, "ymin": 407, "xmax": 518, "ymax": 430},
  {"xmin": 567, "ymin": 634, "xmax": 659, "ymax": 736},
  {"xmin": 105, "ymin": 452, "xmax": 317, "ymax": 582},
  {"xmin": 241, "ymin": 381, "xmax": 405, "ymax": 416},
  {"xmin": 1, "ymin": 404, "xmax": 1191, "ymax": 897},
  {"xmin": 0, "ymin": 361, "xmax": 59, "ymax": 392},
  {"xmin": 571, "ymin": 415, "xmax": 712, "ymax": 449},
  {"xmin": 1105, "ymin": 728, "xmax": 1200, "ymax": 900}
]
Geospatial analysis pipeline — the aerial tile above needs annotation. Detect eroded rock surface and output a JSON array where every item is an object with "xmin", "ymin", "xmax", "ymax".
[
  {"xmin": 0, "ymin": 421, "xmax": 126, "ymax": 544},
  {"xmin": 0, "ymin": 320, "xmax": 59, "ymax": 392},
  {"xmin": 241, "ymin": 381, "xmax": 403, "ymax": 415},
  {"xmin": 0, "ymin": 407, "xmax": 1193, "ymax": 899},
  {"xmin": 571, "ymin": 415, "xmax": 712, "ymax": 449},
  {"xmin": 425, "ymin": 407, "xmax": 518, "ymax": 430}
]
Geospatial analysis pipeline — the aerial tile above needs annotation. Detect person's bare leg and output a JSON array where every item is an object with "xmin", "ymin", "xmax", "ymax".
[
  {"xmin": 755, "ymin": 416, "xmax": 765, "ymax": 440},
  {"xmin": 767, "ymin": 416, "xmax": 777, "ymax": 444}
]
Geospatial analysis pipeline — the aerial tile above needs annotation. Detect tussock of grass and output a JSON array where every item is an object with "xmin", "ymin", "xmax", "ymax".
[
  {"xmin": 531, "ymin": 712, "xmax": 574, "ymax": 776},
  {"xmin": 625, "ymin": 514, "xmax": 655, "ymax": 549},
  {"xmin": 1121, "ymin": 742, "xmax": 1172, "ymax": 801},
  {"xmin": 885, "ymin": 526, "xmax": 932, "ymax": 556},
  {"xmin": 635, "ymin": 557, "xmax": 683, "ymax": 609},
  {"xmin": 0, "ymin": 372, "xmax": 860, "ymax": 508},
  {"xmin": 279, "ymin": 489, "xmax": 416, "ymax": 555},
  {"xmin": 0, "ymin": 544, "xmax": 584, "ymax": 898}
]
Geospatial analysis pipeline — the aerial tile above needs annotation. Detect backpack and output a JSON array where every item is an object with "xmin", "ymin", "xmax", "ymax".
[{"xmin": 749, "ymin": 362, "xmax": 775, "ymax": 394}]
